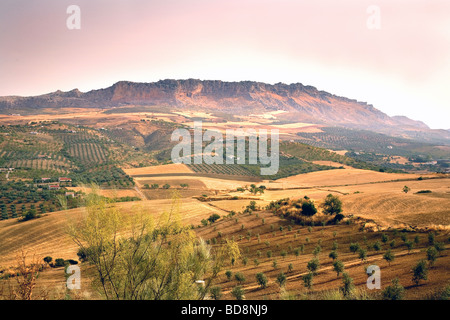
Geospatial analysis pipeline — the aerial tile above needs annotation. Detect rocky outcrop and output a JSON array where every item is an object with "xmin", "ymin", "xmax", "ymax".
[{"xmin": 1, "ymin": 79, "xmax": 445, "ymax": 142}]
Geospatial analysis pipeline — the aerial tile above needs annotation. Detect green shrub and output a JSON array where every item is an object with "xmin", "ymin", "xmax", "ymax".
[
  {"xmin": 276, "ymin": 272, "xmax": 287, "ymax": 287},
  {"xmin": 426, "ymin": 247, "xmax": 438, "ymax": 266},
  {"xmin": 307, "ymin": 257, "xmax": 320, "ymax": 274},
  {"xmin": 329, "ymin": 250, "xmax": 338, "ymax": 261},
  {"xmin": 256, "ymin": 272, "xmax": 268, "ymax": 289},
  {"xmin": 340, "ymin": 272, "xmax": 354, "ymax": 298},
  {"xmin": 231, "ymin": 286, "xmax": 245, "ymax": 300},
  {"xmin": 210, "ymin": 286, "xmax": 222, "ymax": 300},
  {"xmin": 235, "ymin": 272, "xmax": 246, "ymax": 284},
  {"xmin": 303, "ymin": 272, "xmax": 314, "ymax": 289},
  {"xmin": 412, "ymin": 260, "xmax": 428, "ymax": 286},
  {"xmin": 333, "ymin": 260, "xmax": 345, "ymax": 277},
  {"xmin": 54, "ymin": 258, "xmax": 66, "ymax": 267},
  {"xmin": 383, "ymin": 249, "xmax": 395, "ymax": 266},
  {"xmin": 382, "ymin": 278, "xmax": 405, "ymax": 300},
  {"xmin": 43, "ymin": 256, "xmax": 53, "ymax": 264}
]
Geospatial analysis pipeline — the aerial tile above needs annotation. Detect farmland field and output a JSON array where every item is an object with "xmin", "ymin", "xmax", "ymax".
[
  {"xmin": 0, "ymin": 112, "xmax": 449, "ymax": 302},
  {"xmin": 0, "ymin": 197, "xmax": 225, "ymax": 268},
  {"xmin": 123, "ymin": 163, "xmax": 193, "ymax": 176}
]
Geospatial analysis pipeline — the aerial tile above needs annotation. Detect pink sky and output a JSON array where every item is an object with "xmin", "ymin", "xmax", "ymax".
[{"xmin": 0, "ymin": 0, "xmax": 449, "ymax": 129}]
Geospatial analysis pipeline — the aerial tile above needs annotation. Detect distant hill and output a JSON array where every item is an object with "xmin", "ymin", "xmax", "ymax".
[{"xmin": 1, "ymin": 79, "xmax": 449, "ymax": 144}]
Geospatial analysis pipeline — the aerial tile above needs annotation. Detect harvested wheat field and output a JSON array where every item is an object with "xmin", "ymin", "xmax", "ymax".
[
  {"xmin": 123, "ymin": 163, "xmax": 193, "ymax": 176},
  {"xmin": 67, "ymin": 187, "xmax": 141, "ymax": 198},
  {"xmin": 207, "ymin": 199, "xmax": 269, "ymax": 213},
  {"xmin": 322, "ymin": 177, "xmax": 450, "ymax": 195},
  {"xmin": 227, "ymin": 174, "xmax": 450, "ymax": 229},
  {"xmin": 277, "ymin": 168, "xmax": 431, "ymax": 188},
  {"xmin": 0, "ymin": 198, "xmax": 224, "ymax": 268},
  {"xmin": 342, "ymin": 192, "xmax": 450, "ymax": 228},
  {"xmin": 311, "ymin": 161, "xmax": 352, "ymax": 168}
]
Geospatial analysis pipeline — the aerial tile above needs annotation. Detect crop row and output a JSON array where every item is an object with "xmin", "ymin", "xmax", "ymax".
[{"xmin": 189, "ymin": 164, "xmax": 258, "ymax": 176}]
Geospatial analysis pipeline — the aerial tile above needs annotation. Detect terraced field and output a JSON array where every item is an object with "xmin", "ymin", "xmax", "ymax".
[{"xmin": 195, "ymin": 210, "xmax": 450, "ymax": 300}]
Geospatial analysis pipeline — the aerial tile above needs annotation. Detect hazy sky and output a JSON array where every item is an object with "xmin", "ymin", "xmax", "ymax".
[{"xmin": 1, "ymin": 0, "xmax": 449, "ymax": 129}]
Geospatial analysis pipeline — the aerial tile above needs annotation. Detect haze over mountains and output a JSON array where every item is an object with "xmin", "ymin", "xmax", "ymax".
[{"xmin": 0, "ymin": 79, "xmax": 448, "ymax": 144}]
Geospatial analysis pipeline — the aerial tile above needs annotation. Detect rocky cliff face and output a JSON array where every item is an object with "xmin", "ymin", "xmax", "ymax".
[{"xmin": 1, "ymin": 79, "xmax": 446, "ymax": 142}]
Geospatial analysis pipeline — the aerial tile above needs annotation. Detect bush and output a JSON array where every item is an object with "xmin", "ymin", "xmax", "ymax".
[
  {"xmin": 225, "ymin": 270, "xmax": 233, "ymax": 281},
  {"xmin": 383, "ymin": 249, "xmax": 395, "ymax": 266},
  {"xmin": 332, "ymin": 241, "xmax": 338, "ymax": 251},
  {"xmin": 426, "ymin": 246, "xmax": 438, "ymax": 266},
  {"xmin": 209, "ymin": 286, "xmax": 222, "ymax": 300},
  {"xmin": 382, "ymin": 278, "xmax": 405, "ymax": 300},
  {"xmin": 428, "ymin": 232, "xmax": 435, "ymax": 246},
  {"xmin": 401, "ymin": 233, "xmax": 408, "ymax": 242},
  {"xmin": 43, "ymin": 256, "xmax": 53, "ymax": 264},
  {"xmin": 405, "ymin": 240, "xmax": 414, "ymax": 253},
  {"xmin": 322, "ymin": 194, "xmax": 342, "ymax": 216},
  {"xmin": 313, "ymin": 245, "xmax": 322, "ymax": 256},
  {"xmin": 414, "ymin": 235, "xmax": 420, "ymax": 245},
  {"xmin": 303, "ymin": 272, "xmax": 314, "ymax": 289},
  {"xmin": 340, "ymin": 272, "xmax": 354, "ymax": 298},
  {"xmin": 333, "ymin": 260, "xmax": 345, "ymax": 277},
  {"xmin": 54, "ymin": 258, "xmax": 66, "ymax": 267},
  {"xmin": 207, "ymin": 213, "xmax": 221, "ymax": 224},
  {"xmin": 21, "ymin": 209, "xmax": 38, "ymax": 221},
  {"xmin": 434, "ymin": 242, "xmax": 445, "ymax": 255},
  {"xmin": 276, "ymin": 272, "xmax": 287, "ymax": 287},
  {"xmin": 358, "ymin": 248, "xmax": 367, "ymax": 262},
  {"xmin": 77, "ymin": 247, "xmax": 88, "ymax": 262},
  {"xmin": 412, "ymin": 260, "xmax": 428, "ymax": 286},
  {"xmin": 307, "ymin": 257, "xmax": 320, "ymax": 274},
  {"xmin": 231, "ymin": 286, "xmax": 245, "ymax": 300},
  {"xmin": 329, "ymin": 250, "xmax": 338, "ymax": 261},
  {"xmin": 288, "ymin": 263, "xmax": 294, "ymax": 273},
  {"xmin": 301, "ymin": 201, "xmax": 317, "ymax": 217},
  {"xmin": 349, "ymin": 242, "xmax": 360, "ymax": 253},
  {"xmin": 272, "ymin": 260, "xmax": 278, "ymax": 270},
  {"xmin": 235, "ymin": 272, "xmax": 246, "ymax": 284},
  {"xmin": 256, "ymin": 272, "xmax": 268, "ymax": 289},
  {"xmin": 372, "ymin": 241, "xmax": 381, "ymax": 251}
]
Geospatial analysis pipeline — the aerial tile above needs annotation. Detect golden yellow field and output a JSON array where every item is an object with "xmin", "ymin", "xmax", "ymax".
[
  {"xmin": 207, "ymin": 199, "xmax": 269, "ymax": 213},
  {"xmin": 67, "ymin": 187, "xmax": 141, "ymax": 198},
  {"xmin": 123, "ymin": 163, "xmax": 193, "ymax": 176},
  {"xmin": 276, "ymin": 168, "xmax": 432, "ymax": 188},
  {"xmin": 0, "ymin": 198, "xmax": 224, "ymax": 268}
]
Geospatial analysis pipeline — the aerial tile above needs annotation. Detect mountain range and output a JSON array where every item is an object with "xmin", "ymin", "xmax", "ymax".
[{"xmin": 0, "ymin": 79, "xmax": 448, "ymax": 144}]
